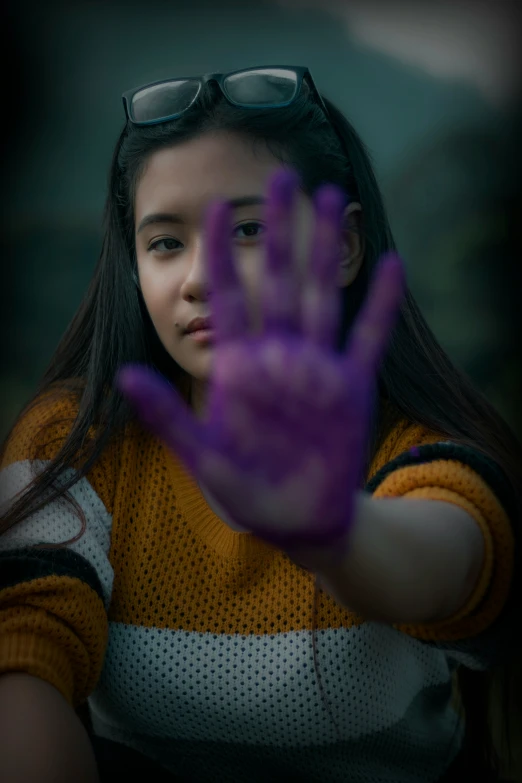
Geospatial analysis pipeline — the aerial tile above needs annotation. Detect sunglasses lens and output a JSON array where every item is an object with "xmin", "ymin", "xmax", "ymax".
[
  {"xmin": 130, "ymin": 79, "xmax": 201, "ymax": 122},
  {"xmin": 223, "ymin": 68, "xmax": 298, "ymax": 106}
]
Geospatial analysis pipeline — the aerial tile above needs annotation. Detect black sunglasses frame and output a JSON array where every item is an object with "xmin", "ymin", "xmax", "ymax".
[{"xmin": 122, "ymin": 65, "xmax": 332, "ymax": 127}]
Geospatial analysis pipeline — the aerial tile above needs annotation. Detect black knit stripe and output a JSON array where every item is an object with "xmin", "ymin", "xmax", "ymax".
[
  {"xmin": 0, "ymin": 547, "xmax": 105, "ymax": 602},
  {"xmin": 365, "ymin": 441, "xmax": 515, "ymax": 517}
]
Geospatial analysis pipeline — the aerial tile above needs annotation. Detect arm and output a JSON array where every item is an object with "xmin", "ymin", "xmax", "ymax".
[
  {"xmin": 0, "ymin": 395, "xmax": 116, "ymax": 783},
  {"xmin": 0, "ymin": 673, "xmax": 100, "ymax": 783},
  {"xmin": 287, "ymin": 493, "xmax": 485, "ymax": 624}
]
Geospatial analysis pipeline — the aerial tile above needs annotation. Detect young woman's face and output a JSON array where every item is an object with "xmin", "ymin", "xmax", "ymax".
[{"xmin": 134, "ymin": 130, "xmax": 362, "ymax": 385}]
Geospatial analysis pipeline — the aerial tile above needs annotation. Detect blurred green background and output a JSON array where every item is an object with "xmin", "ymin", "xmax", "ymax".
[{"xmin": 3, "ymin": 0, "xmax": 521, "ymax": 439}]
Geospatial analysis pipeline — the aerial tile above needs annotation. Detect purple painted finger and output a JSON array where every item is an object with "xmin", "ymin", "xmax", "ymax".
[
  {"xmin": 205, "ymin": 200, "xmax": 250, "ymax": 342},
  {"xmin": 261, "ymin": 168, "xmax": 302, "ymax": 333},
  {"xmin": 302, "ymin": 184, "xmax": 346, "ymax": 348},
  {"xmin": 117, "ymin": 364, "xmax": 205, "ymax": 475},
  {"xmin": 345, "ymin": 251, "xmax": 405, "ymax": 370}
]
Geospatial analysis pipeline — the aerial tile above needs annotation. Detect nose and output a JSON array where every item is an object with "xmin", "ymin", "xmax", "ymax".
[{"xmin": 179, "ymin": 237, "xmax": 211, "ymax": 303}]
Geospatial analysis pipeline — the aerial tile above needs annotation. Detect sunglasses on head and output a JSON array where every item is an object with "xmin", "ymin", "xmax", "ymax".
[{"xmin": 122, "ymin": 65, "xmax": 333, "ymax": 128}]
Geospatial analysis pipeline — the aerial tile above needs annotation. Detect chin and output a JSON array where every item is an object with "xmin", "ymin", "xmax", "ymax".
[{"xmin": 181, "ymin": 356, "xmax": 213, "ymax": 383}]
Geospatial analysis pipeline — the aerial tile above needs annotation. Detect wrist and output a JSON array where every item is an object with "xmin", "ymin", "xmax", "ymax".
[{"xmin": 284, "ymin": 492, "xmax": 365, "ymax": 573}]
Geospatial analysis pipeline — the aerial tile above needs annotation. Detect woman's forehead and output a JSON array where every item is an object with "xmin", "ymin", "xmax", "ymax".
[{"xmin": 134, "ymin": 133, "xmax": 300, "ymax": 221}]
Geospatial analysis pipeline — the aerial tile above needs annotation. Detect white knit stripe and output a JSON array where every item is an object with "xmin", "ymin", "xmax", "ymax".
[
  {"xmin": 90, "ymin": 621, "xmax": 455, "ymax": 747},
  {"xmin": 0, "ymin": 460, "xmax": 114, "ymax": 607}
]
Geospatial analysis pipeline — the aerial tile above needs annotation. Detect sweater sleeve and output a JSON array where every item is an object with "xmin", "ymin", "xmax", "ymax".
[
  {"xmin": 0, "ymin": 392, "xmax": 117, "ymax": 706},
  {"xmin": 365, "ymin": 424, "xmax": 516, "ymax": 670}
]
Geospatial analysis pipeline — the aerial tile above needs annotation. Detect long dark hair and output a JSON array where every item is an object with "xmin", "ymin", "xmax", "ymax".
[{"xmin": 2, "ymin": 79, "xmax": 520, "ymax": 775}]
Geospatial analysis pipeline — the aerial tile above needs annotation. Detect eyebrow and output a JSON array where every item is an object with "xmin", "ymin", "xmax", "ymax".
[{"xmin": 136, "ymin": 195, "xmax": 266, "ymax": 234}]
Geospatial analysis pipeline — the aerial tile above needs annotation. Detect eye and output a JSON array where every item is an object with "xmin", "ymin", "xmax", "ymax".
[
  {"xmin": 233, "ymin": 221, "xmax": 266, "ymax": 241},
  {"xmin": 148, "ymin": 237, "xmax": 183, "ymax": 253}
]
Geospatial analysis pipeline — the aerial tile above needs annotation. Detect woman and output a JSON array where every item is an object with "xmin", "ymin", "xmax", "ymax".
[{"xmin": 0, "ymin": 66, "xmax": 519, "ymax": 783}]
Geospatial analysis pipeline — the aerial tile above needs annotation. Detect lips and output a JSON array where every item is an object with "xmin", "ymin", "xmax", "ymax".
[
  {"xmin": 184, "ymin": 317, "xmax": 215, "ymax": 345},
  {"xmin": 185, "ymin": 316, "xmax": 212, "ymax": 334}
]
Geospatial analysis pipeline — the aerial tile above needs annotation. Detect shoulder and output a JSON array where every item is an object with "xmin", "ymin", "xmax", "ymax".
[
  {"xmin": 1, "ymin": 380, "xmax": 132, "ymax": 475},
  {"xmin": 368, "ymin": 416, "xmax": 443, "ymax": 480},
  {"xmin": 2, "ymin": 384, "xmax": 82, "ymax": 469},
  {"xmin": 367, "ymin": 416, "xmax": 515, "ymax": 519}
]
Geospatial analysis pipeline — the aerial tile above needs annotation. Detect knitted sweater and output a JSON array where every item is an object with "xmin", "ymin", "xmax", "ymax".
[{"xmin": 0, "ymin": 392, "xmax": 515, "ymax": 783}]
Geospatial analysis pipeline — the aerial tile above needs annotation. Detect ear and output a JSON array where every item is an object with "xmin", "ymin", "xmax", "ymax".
[{"xmin": 338, "ymin": 202, "xmax": 364, "ymax": 288}]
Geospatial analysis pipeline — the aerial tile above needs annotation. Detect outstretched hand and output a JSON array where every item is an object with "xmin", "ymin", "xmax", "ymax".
[{"xmin": 117, "ymin": 169, "xmax": 405, "ymax": 550}]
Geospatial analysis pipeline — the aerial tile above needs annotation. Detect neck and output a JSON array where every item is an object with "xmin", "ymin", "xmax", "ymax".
[{"xmin": 190, "ymin": 378, "xmax": 209, "ymax": 419}]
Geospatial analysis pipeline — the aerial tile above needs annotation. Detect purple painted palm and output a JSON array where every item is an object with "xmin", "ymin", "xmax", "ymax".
[{"xmin": 117, "ymin": 169, "xmax": 405, "ymax": 550}]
